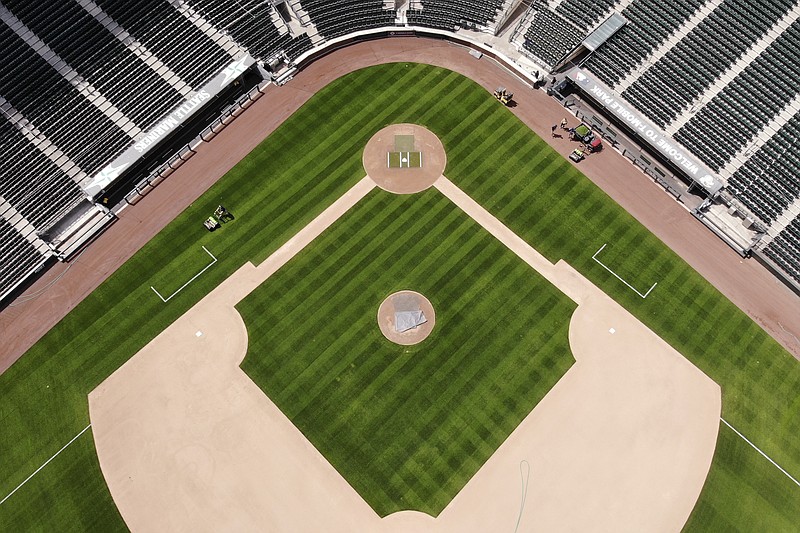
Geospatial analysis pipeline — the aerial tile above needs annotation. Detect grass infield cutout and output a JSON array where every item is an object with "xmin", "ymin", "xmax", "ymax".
[
  {"xmin": 3, "ymin": 63, "xmax": 799, "ymax": 531},
  {"xmin": 238, "ymin": 190, "xmax": 576, "ymax": 516}
]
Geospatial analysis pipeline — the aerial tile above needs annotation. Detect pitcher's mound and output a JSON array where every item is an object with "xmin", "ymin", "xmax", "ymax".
[
  {"xmin": 377, "ymin": 290, "xmax": 436, "ymax": 345},
  {"xmin": 363, "ymin": 124, "xmax": 446, "ymax": 194}
]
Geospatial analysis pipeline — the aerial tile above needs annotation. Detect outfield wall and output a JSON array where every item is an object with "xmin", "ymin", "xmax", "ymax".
[
  {"xmin": 291, "ymin": 26, "xmax": 541, "ymax": 89},
  {"xmin": 123, "ymin": 27, "xmax": 541, "ymax": 216}
]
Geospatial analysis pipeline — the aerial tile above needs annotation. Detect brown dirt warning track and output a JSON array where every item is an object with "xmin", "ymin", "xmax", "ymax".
[{"xmin": 2, "ymin": 37, "xmax": 799, "ymax": 374}]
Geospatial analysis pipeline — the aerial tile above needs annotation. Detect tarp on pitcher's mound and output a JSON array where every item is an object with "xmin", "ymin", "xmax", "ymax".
[{"xmin": 395, "ymin": 310, "xmax": 427, "ymax": 333}]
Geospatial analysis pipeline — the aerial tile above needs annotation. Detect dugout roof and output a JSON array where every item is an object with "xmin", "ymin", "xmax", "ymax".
[
  {"xmin": 82, "ymin": 54, "xmax": 256, "ymax": 198},
  {"xmin": 567, "ymin": 67, "xmax": 722, "ymax": 195}
]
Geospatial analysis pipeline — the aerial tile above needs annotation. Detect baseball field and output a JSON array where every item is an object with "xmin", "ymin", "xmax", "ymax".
[{"xmin": 1, "ymin": 62, "xmax": 799, "ymax": 531}]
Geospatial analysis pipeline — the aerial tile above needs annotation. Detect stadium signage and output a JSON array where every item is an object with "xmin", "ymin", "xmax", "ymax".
[
  {"xmin": 569, "ymin": 69, "xmax": 721, "ymax": 193},
  {"xmin": 83, "ymin": 54, "xmax": 256, "ymax": 198},
  {"xmin": 134, "ymin": 90, "xmax": 211, "ymax": 153}
]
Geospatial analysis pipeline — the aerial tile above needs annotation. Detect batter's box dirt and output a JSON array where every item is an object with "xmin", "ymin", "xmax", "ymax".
[{"xmin": 364, "ymin": 123, "xmax": 445, "ymax": 194}]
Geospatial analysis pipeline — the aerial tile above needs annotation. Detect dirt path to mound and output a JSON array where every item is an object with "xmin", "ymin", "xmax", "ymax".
[
  {"xmin": 3, "ymin": 37, "xmax": 799, "ymax": 374},
  {"xmin": 90, "ymin": 176, "xmax": 720, "ymax": 532}
]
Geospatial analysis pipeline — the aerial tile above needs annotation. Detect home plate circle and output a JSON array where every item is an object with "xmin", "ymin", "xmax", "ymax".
[
  {"xmin": 363, "ymin": 123, "xmax": 446, "ymax": 194},
  {"xmin": 377, "ymin": 290, "xmax": 436, "ymax": 345}
]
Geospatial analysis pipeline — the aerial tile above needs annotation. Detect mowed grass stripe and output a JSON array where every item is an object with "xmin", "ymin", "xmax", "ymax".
[
  {"xmin": 263, "ymin": 193, "xmax": 465, "ymax": 410},
  {"xmin": 246, "ymin": 63, "xmax": 451, "ymax": 262},
  {"xmin": 2, "ymin": 63, "xmax": 798, "ymax": 530},
  {"xmin": 494, "ymin": 155, "xmax": 568, "ymax": 225},
  {"xmin": 264, "ymin": 192, "xmax": 456, "ymax": 391},
  {"xmin": 238, "ymin": 189, "xmax": 575, "ymax": 516},
  {"xmin": 0, "ymin": 67, "xmax": 450, "ymax": 528},
  {"xmin": 347, "ymin": 266, "xmax": 555, "ymax": 509},
  {"xmin": 684, "ymin": 424, "xmax": 800, "ymax": 532},
  {"xmin": 432, "ymin": 68, "xmax": 800, "ymax": 526},
  {"xmin": 384, "ymin": 69, "xmax": 484, "ymax": 135},
  {"xmin": 302, "ymin": 202, "xmax": 500, "ymax": 424},
  {"xmin": 346, "ymin": 239, "xmax": 520, "ymax": 429},
  {"xmin": 357, "ymin": 255, "xmax": 530, "ymax": 431},
  {"xmin": 451, "ymin": 116, "xmax": 525, "ymax": 178},
  {"xmin": 373, "ymin": 265, "xmax": 548, "ymax": 436},
  {"xmin": 446, "ymin": 109, "xmax": 512, "ymax": 173},
  {"xmin": 467, "ymin": 130, "xmax": 534, "ymax": 200}
]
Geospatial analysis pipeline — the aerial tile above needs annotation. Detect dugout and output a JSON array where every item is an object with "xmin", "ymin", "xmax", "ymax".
[
  {"xmin": 563, "ymin": 67, "xmax": 722, "ymax": 198},
  {"xmin": 84, "ymin": 59, "xmax": 262, "ymax": 208}
]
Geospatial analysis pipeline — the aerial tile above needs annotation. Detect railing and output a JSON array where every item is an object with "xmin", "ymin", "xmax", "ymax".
[{"xmin": 122, "ymin": 79, "xmax": 271, "ymax": 206}]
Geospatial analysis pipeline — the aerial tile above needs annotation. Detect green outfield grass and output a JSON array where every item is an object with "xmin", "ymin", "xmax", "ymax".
[
  {"xmin": 0, "ymin": 62, "xmax": 798, "ymax": 531},
  {"xmin": 237, "ymin": 189, "xmax": 575, "ymax": 516},
  {"xmin": 682, "ymin": 424, "xmax": 800, "ymax": 531}
]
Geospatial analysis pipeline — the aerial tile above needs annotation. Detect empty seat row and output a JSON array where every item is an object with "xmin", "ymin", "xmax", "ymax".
[
  {"xmin": 764, "ymin": 230, "xmax": 800, "ymax": 284},
  {"xmin": 300, "ymin": 0, "xmax": 394, "ymax": 38},
  {"xmin": 408, "ymin": 0, "xmax": 504, "ymax": 30},
  {"xmin": 622, "ymin": 0, "xmax": 791, "ymax": 129},
  {"xmin": 0, "ymin": 217, "xmax": 47, "ymax": 298},
  {"xmin": 4, "ymin": 0, "xmax": 183, "ymax": 130},
  {"xmin": 726, "ymin": 111, "xmax": 800, "ymax": 224},
  {"xmin": 676, "ymin": 19, "xmax": 800, "ymax": 171},
  {"xmin": 94, "ymin": 0, "xmax": 233, "ymax": 87},
  {"xmin": 728, "ymin": 178, "xmax": 790, "ymax": 224},
  {"xmin": 555, "ymin": 0, "xmax": 616, "ymax": 31},
  {"xmin": 522, "ymin": 4, "xmax": 585, "ymax": 67},
  {"xmin": 0, "ymin": 22, "xmax": 131, "ymax": 176},
  {"xmin": 0, "ymin": 121, "xmax": 85, "ymax": 229},
  {"xmin": 186, "ymin": 0, "xmax": 311, "ymax": 61}
]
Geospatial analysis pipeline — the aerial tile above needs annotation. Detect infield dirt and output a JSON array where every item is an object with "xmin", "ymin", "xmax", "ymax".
[
  {"xmin": 89, "ymin": 172, "xmax": 721, "ymax": 531},
  {"xmin": 363, "ymin": 123, "xmax": 445, "ymax": 194}
]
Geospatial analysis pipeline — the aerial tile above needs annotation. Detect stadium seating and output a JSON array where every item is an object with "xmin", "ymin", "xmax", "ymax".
[
  {"xmin": 764, "ymin": 219, "xmax": 800, "ymax": 283},
  {"xmin": 622, "ymin": 0, "xmax": 792, "ymax": 129},
  {"xmin": 0, "ymin": 217, "xmax": 45, "ymax": 298},
  {"xmin": 94, "ymin": 0, "xmax": 233, "ymax": 87},
  {"xmin": 185, "ymin": 0, "xmax": 313, "ymax": 61},
  {"xmin": 521, "ymin": 4, "xmax": 585, "ymax": 67},
  {"xmin": 3, "ymin": 0, "xmax": 184, "ymax": 131},
  {"xmin": 0, "ymin": 22, "xmax": 131, "ymax": 177},
  {"xmin": 675, "ymin": 19, "xmax": 800, "ymax": 171},
  {"xmin": 0, "ymin": 121, "xmax": 85, "ymax": 230},
  {"xmin": 555, "ymin": 0, "xmax": 616, "ymax": 31},
  {"xmin": 0, "ymin": 0, "xmax": 251, "ymax": 299},
  {"xmin": 726, "ymin": 115, "xmax": 800, "ymax": 224},
  {"xmin": 583, "ymin": 0, "xmax": 702, "ymax": 88},
  {"xmin": 407, "ymin": 0, "xmax": 504, "ymax": 31},
  {"xmin": 301, "ymin": 0, "xmax": 395, "ymax": 38}
]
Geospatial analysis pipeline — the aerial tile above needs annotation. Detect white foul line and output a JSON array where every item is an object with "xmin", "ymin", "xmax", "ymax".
[
  {"xmin": 592, "ymin": 243, "xmax": 657, "ymax": 299},
  {"xmin": 151, "ymin": 246, "xmax": 217, "ymax": 303},
  {"xmin": 721, "ymin": 418, "xmax": 800, "ymax": 488},
  {"xmin": 0, "ymin": 424, "xmax": 92, "ymax": 506}
]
